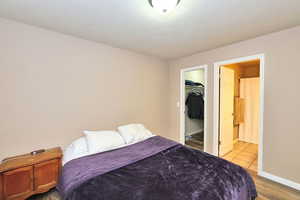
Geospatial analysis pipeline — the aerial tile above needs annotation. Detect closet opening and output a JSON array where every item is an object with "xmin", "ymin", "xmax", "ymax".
[
  {"xmin": 180, "ymin": 65, "xmax": 207, "ymax": 152},
  {"xmin": 213, "ymin": 54, "xmax": 264, "ymax": 174}
]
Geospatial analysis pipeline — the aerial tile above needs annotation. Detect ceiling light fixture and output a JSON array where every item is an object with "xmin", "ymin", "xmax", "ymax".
[{"xmin": 149, "ymin": 0, "xmax": 181, "ymax": 13}]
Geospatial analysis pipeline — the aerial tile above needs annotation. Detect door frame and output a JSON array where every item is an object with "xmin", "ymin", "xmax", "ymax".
[
  {"xmin": 213, "ymin": 54, "xmax": 265, "ymax": 174},
  {"xmin": 180, "ymin": 65, "xmax": 208, "ymax": 152}
]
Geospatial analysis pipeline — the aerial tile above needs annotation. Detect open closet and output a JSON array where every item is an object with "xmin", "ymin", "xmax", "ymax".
[{"xmin": 184, "ymin": 69, "xmax": 205, "ymax": 151}]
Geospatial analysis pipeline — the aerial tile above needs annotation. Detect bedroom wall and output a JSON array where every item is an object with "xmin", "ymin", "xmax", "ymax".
[
  {"xmin": 168, "ymin": 25, "xmax": 300, "ymax": 184},
  {"xmin": 0, "ymin": 18, "xmax": 169, "ymax": 160}
]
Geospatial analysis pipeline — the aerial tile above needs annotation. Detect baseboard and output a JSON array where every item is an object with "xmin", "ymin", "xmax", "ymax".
[
  {"xmin": 238, "ymin": 138, "xmax": 258, "ymax": 144},
  {"xmin": 186, "ymin": 129, "xmax": 203, "ymax": 136},
  {"xmin": 259, "ymin": 171, "xmax": 300, "ymax": 191}
]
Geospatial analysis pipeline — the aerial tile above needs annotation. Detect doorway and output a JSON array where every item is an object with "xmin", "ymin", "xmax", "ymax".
[
  {"xmin": 213, "ymin": 54, "xmax": 264, "ymax": 174},
  {"xmin": 180, "ymin": 65, "xmax": 208, "ymax": 152}
]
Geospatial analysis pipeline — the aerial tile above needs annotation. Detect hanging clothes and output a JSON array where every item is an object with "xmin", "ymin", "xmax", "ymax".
[{"xmin": 185, "ymin": 92, "xmax": 204, "ymax": 120}]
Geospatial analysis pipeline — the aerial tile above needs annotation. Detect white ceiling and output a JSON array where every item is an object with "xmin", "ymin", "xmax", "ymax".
[{"xmin": 0, "ymin": 1, "xmax": 300, "ymax": 60}]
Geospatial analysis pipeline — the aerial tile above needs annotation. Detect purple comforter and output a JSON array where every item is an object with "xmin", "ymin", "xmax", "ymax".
[{"xmin": 57, "ymin": 136, "xmax": 257, "ymax": 200}]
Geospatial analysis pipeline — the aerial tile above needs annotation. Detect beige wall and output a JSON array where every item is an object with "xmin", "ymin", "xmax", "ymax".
[
  {"xmin": 0, "ymin": 18, "xmax": 169, "ymax": 160},
  {"xmin": 168, "ymin": 26, "xmax": 300, "ymax": 184}
]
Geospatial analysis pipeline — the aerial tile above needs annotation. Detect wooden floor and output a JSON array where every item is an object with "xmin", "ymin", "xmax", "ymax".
[
  {"xmin": 249, "ymin": 170, "xmax": 300, "ymax": 200},
  {"xmin": 185, "ymin": 132, "xmax": 204, "ymax": 151},
  {"xmin": 28, "ymin": 189, "xmax": 60, "ymax": 200}
]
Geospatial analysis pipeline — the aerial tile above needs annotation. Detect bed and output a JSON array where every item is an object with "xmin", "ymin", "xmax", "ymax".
[{"xmin": 57, "ymin": 134, "xmax": 257, "ymax": 200}]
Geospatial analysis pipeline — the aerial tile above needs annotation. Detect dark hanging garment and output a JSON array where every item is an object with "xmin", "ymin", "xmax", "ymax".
[{"xmin": 185, "ymin": 93, "xmax": 204, "ymax": 119}]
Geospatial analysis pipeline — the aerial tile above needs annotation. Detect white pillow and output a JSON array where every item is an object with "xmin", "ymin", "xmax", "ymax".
[
  {"xmin": 63, "ymin": 137, "xmax": 89, "ymax": 165},
  {"xmin": 117, "ymin": 124, "xmax": 154, "ymax": 144},
  {"xmin": 83, "ymin": 130, "xmax": 125, "ymax": 154},
  {"xmin": 71, "ymin": 137, "xmax": 88, "ymax": 154}
]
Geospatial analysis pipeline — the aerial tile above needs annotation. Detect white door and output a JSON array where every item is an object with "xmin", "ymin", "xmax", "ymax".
[{"xmin": 219, "ymin": 67, "xmax": 235, "ymax": 156}]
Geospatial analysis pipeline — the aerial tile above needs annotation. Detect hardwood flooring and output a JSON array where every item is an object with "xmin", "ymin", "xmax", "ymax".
[
  {"xmin": 185, "ymin": 132, "xmax": 204, "ymax": 151},
  {"xmin": 28, "ymin": 189, "xmax": 60, "ymax": 200},
  {"xmin": 249, "ymin": 170, "xmax": 300, "ymax": 200}
]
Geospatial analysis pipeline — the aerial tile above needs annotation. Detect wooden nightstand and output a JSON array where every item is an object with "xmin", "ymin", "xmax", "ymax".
[{"xmin": 0, "ymin": 147, "xmax": 62, "ymax": 200}]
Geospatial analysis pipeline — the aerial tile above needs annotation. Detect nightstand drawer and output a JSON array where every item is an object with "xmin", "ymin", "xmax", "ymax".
[
  {"xmin": 3, "ymin": 166, "xmax": 33, "ymax": 199},
  {"xmin": 34, "ymin": 159, "xmax": 59, "ymax": 192}
]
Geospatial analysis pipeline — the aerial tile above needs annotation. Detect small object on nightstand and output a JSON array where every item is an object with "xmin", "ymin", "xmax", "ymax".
[
  {"xmin": 30, "ymin": 149, "xmax": 46, "ymax": 155},
  {"xmin": 0, "ymin": 147, "xmax": 62, "ymax": 200}
]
